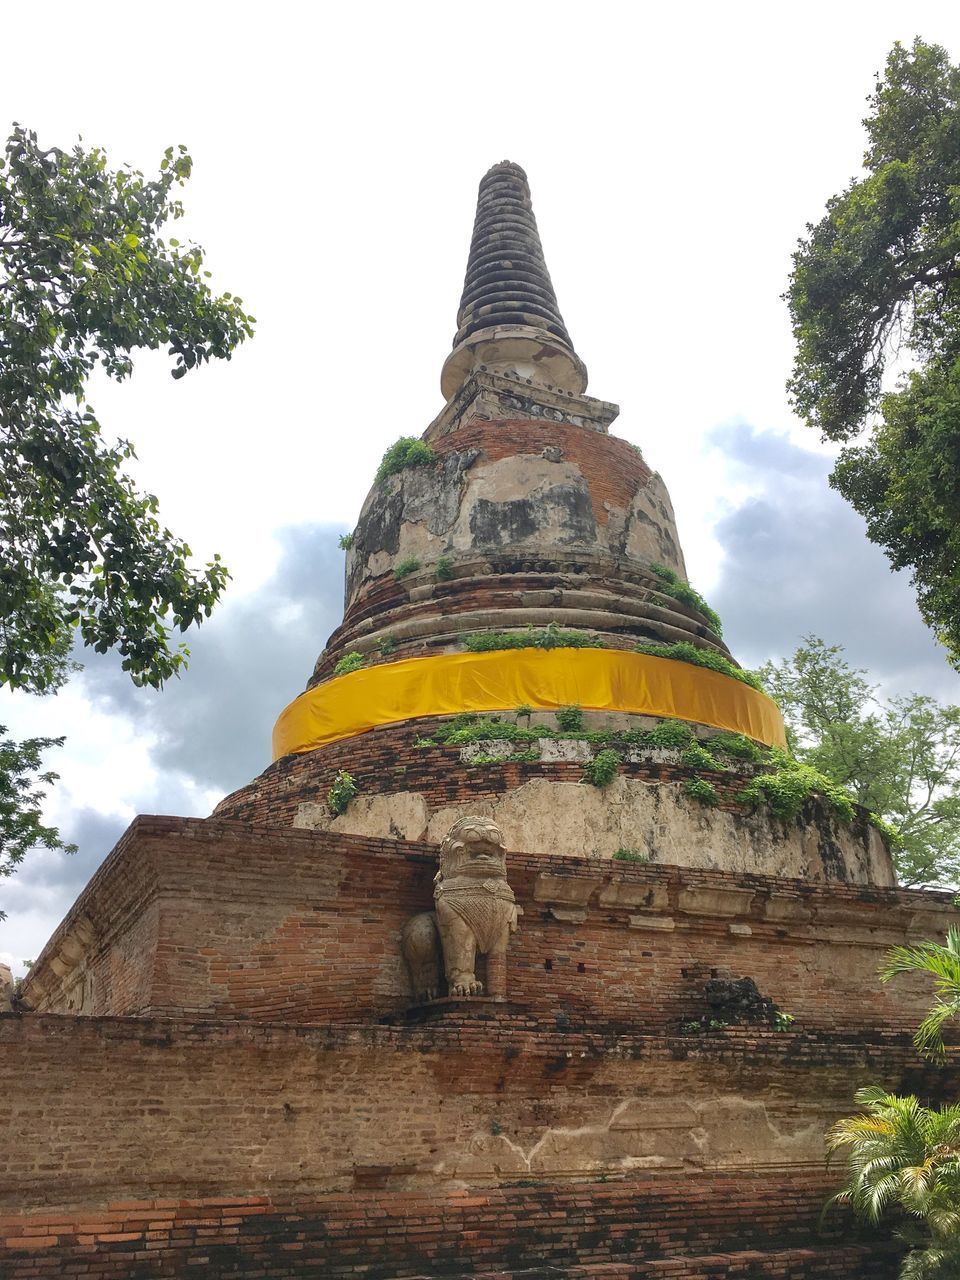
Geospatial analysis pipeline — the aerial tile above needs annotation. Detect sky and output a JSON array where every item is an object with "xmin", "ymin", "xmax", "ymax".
[{"xmin": 2, "ymin": 1, "xmax": 960, "ymax": 970}]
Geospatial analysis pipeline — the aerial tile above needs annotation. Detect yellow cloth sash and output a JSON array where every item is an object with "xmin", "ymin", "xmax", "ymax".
[{"xmin": 272, "ymin": 648, "xmax": 786, "ymax": 759}]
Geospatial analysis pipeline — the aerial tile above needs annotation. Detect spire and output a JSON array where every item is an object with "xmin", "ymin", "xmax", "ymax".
[{"xmin": 440, "ymin": 162, "xmax": 588, "ymax": 401}]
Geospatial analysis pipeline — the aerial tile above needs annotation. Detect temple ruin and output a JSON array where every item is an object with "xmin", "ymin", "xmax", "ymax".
[{"xmin": 1, "ymin": 160, "xmax": 955, "ymax": 1279}]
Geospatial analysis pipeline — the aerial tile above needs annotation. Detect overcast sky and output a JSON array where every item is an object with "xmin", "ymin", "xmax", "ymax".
[{"xmin": 2, "ymin": 1, "xmax": 960, "ymax": 970}]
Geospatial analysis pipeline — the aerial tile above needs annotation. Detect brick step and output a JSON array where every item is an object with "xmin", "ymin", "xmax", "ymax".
[{"xmin": 432, "ymin": 1243, "xmax": 900, "ymax": 1280}]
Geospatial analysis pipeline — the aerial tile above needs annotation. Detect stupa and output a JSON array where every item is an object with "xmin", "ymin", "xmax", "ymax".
[{"xmin": 1, "ymin": 162, "xmax": 955, "ymax": 1280}]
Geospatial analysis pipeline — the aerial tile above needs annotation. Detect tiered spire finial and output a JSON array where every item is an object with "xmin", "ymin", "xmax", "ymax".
[{"xmin": 440, "ymin": 162, "xmax": 588, "ymax": 401}]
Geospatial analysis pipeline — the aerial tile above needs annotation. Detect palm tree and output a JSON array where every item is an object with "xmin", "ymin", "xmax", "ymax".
[
  {"xmin": 828, "ymin": 1087, "xmax": 960, "ymax": 1279},
  {"xmin": 881, "ymin": 926, "xmax": 960, "ymax": 1061}
]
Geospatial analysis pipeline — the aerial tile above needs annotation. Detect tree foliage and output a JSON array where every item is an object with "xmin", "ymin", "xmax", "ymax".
[
  {"xmin": 0, "ymin": 124, "xmax": 253, "ymax": 905},
  {"xmin": 0, "ymin": 124, "xmax": 253, "ymax": 693},
  {"xmin": 0, "ymin": 727, "xmax": 75, "ymax": 920},
  {"xmin": 787, "ymin": 39, "xmax": 960, "ymax": 665},
  {"xmin": 882, "ymin": 927, "xmax": 960, "ymax": 1062},
  {"xmin": 759, "ymin": 637, "xmax": 960, "ymax": 886},
  {"xmin": 827, "ymin": 1087, "xmax": 960, "ymax": 1279}
]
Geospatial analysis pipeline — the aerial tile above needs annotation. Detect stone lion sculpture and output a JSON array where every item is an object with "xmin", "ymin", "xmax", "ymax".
[{"xmin": 401, "ymin": 816, "xmax": 521, "ymax": 1001}]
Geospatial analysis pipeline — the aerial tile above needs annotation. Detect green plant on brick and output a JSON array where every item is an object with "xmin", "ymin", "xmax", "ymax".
[
  {"xmin": 583, "ymin": 749, "xmax": 620, "ymax": 787},
  {"xmin": 635, "ymin": 639, "xmax": 763, "ymax": 691},
  {"xmin": 333, "ymin": 651, "xmax": 364, "ymax": 676},
  {"xmin": 613, "ymin": 848, "xmax": 650, "ymax": 863},
  {"xmin": 556, "ymin": 705, "xmax": 585, "ymax": 732},
  {"xmin": 375, "ymin": 436, "xmax": 436, "ymax": 484},
  {"xmin": 648, "ymin": 563, "xmax": 724, "ymax": 637},
  {"xmin": 684, "ymin": 776, "xmax": 719, "ymax": 806},
  {"xmin": 328, "ymin": 770, "xmax": 358, "ymax": 816},
  {"xmin": 378, "ymin": 636, "xmax": 397, "ymax": 657},
  {"xmin": 704, "ymin": 731, "xmax": 763, "ymax": 763},
  {"xmin": 463, "ymin": 624, "xmax": 606, "ymax": 652},
  {"xmin": 514, "ymin": 704, "xmax": 534, "ymax": 724},
  {"xmin": 338, "ymin": 532, "xmax": 354, "ymax": 550},
  {"xmin": 681, "ymin": 741, "xmax": 717, "ymax": 771},
  {"xmin": 737, "ymin": 760, "xmax": 854, "ymax": 824},
  {"xmin": 435, "ymin": 556, "xmax": 454, "ymax": 581},
  {"xmin": 394, "ymin": 557, "xmax": 420, "ymax": 580},
  {"xmin": 646, "ymin": 719, "xmax": 695, "ymax": 750}
]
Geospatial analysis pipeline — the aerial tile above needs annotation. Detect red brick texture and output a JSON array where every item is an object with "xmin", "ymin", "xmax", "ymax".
[
  {"xmin": 0, "ymin": 1177, "xmax": 900, "ymax": 1278},
  {"xmin": 430, "ymin": 419, "xmax": 654, "ymax": 526}
]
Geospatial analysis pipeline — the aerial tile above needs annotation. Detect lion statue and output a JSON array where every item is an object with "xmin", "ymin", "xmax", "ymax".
[{"xmin": 401, "ymin": 816, "xmax": 522, "ymax": 1001}]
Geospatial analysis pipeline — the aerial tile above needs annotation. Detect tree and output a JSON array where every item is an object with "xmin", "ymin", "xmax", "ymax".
[
  {"xmin": 827, "ymin": 1087, "xmax": 960, "ymax": 1279},
  {"xmin": 0, "ymin": 124, "xmax": 254, "ymax": 908},
  {"xmin": 759, "ymin": 637, "xmax": 960, "ymax": 887},
  {"xmin": 882, "ymin": 928, "xmax": 960, "ymax": 1062},
  {"xmin": 786, "ymin": 39, "xmax": 960, "ymax": 667}
]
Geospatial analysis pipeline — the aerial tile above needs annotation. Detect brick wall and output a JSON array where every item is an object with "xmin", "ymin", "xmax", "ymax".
[
  {"xmin": 24, "ymin": 818, "xmax": 956, "ymax": 1035},
  {"xmin": 0, "ymin": 1176, "xmax": 901, "ymax": 1278}
]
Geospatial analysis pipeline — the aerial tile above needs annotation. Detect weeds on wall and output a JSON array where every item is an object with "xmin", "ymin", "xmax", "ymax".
[
  {"xmin": 634, "ymin": 639, "xmax": 764, "ymax": 691},
  {"xmin": 328, "ymin": 770, "xmax": 358, "ymax": 816},
  {"xmin": 583, "ymin": 749, "xmax": 620, "ymax": 787},
  {"xmin": 394, "ymin": 557, "xmax": 420, "ymax": 580},
  {"xmin": 338, "ymin": 532, "xmax": 354, "ymax": 550},
  {"xmin": 613, "ymin": 848, "xmax": 650, "ymax": 863},
  {"xmin": 333, "ymin": 651, "xmax": 364, "ymax": 676},
  {"xmin": 683, "ymin": 776, "xmax": 719, "ymax": 806},
  {"xmin": 375, "ymin": 437, "xmax": 436, "ymax": 484},
  {"xmin": 648, "ymin": 563, "xmax": 724, "ymax": 637},
  {"xmin": 463, "ymin": 623, "xmax": 606, "ymax": 652},
  {"xmin": 435, "ymin": 557, "xmax": 454, "ymax": 581},
  {"xmin": 556, "ymin": 705, "xmax": 584, "ymax": 732}
]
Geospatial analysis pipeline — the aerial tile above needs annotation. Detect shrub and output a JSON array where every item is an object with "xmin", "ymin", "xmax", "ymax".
[
  {"xmin": 681, "ymin": 741, "xmax": 717, "ymax": 771},
  {"xmin": 515, "ymin": 704, "xmax": 534, "ymax": 721},
  {"xmin": 704, "ymin": 731, "xmax": 763, "ymax": 763},
  {"xmin": 394, "ymin": 557, "xmax": 420, "ymax": 580},
  {"xmin": 338, "ymin": 532, "xmax": 354, "ymax": 550},
  {"xmin": 684, "ymin": 776, "xmax": 719, "ymax": 806},
  {"xmin": 635, "ymin": 639, "xmax": 764, "ymax": 691},
  {"xmin": 378, "ymin": 636, "xmax": 397, "ymax": 657},
  {"xmin": 583, "ymin": 749, "xmax": 620, "ymax": 787},
  {"xmin": 737, "ymin": 762, "xmax": 854, "ymax": 824},
  {"xmin": 375, "ymin": 436, "xmax": 436, "ymax": 484},
  {"xmin": 556, "ymin": 705, "xmax": 584, "ymax": 732},
  {"xmin": 613, "ymin": 848, "xmax": 649, "ymax": 863},
  {"xmin": 328, "ymin": 770, "xmax": 358, "ymax": 816},
  {"xmin": 435, "ymin": 556, "xmax": 454, "ymax": 581},
  {"xmin": 333, "ymin": 651, "xmax": 364, "ymax": 676},
  {"xmin": 646, "ymin": 719, "xmax": 695, "ymax": 749}
]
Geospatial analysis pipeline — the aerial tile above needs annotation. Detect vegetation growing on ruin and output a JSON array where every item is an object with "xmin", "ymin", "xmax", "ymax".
[
  {"xmin": 634, "ymin": 640, "xmax": 764, "ymax": 691},
  {"xmin": 463, "ymin": 624, "xmax": 606, "ymax": 652},
  {"xmin": 736, "ymin": 756, "xmax": 855, "ymax": 824},
  {"xmin": 582, "ymin": 749, "xmax": 620, "ymax": 787},
  {"xmin": 394, "ymin": 557, "xmax": 420, "ymax": 580},
  {"xmin": 333, "ymin": 651, "xmax": 364, "ymax": 676},
  {"xmin": 435, "ymin": 557, "xmax": 454, "ymax": 580},
  {"xmin": 338, "ymin": 532, "xmax": 354, "ymax": 550},
  {"xmin": 683, "ymin": 776, "xmax": 719, "ymax": 806},
  {"xmin": 648, "ymin": 563, "xmax": 724, "ymax": 637},
  {"xmin": 556, "ymin": 705, "xmax": 584, "ymax": 732},
  {"xmin": 327, "ymin": 770, "xmax": 358, "ymax": 816},
  {"xmin": 613, "ymin": 847, "xmax": 650, "ymax": 863},
  {"xmin": 375, "ymin": 436, "xmax": 436, "ymax": 484}
]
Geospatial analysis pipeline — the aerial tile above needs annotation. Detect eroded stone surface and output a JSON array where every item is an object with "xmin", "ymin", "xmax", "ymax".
[{"xmin": 296, "ymin": 776, "xmax": 895, "ymax": 885}]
